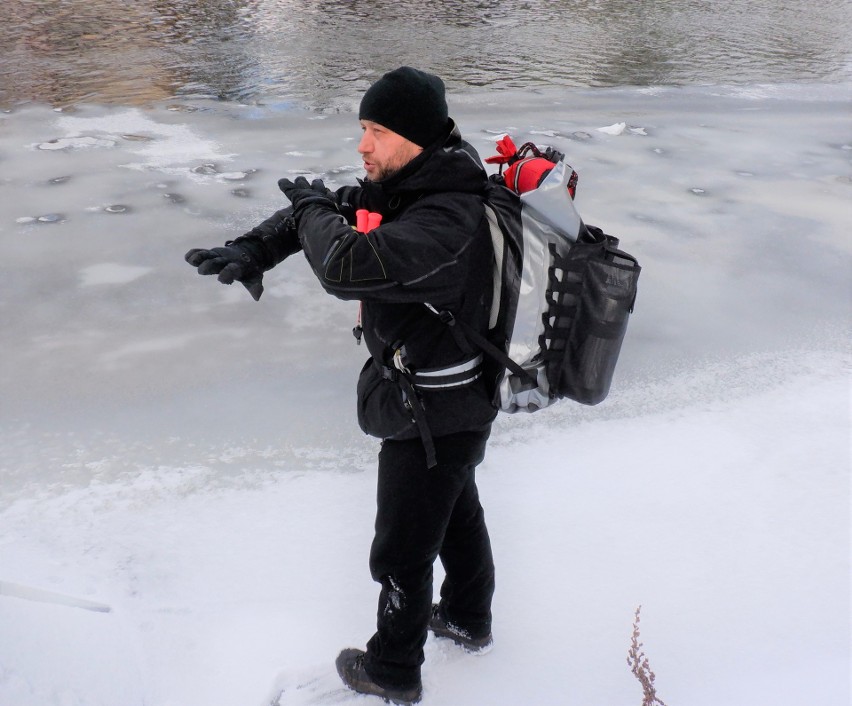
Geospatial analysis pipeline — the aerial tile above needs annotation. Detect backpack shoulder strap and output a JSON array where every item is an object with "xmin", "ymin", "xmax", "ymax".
[{"xmin": 424, "ymin": 305, "xmax": 536, "ymax": 387}]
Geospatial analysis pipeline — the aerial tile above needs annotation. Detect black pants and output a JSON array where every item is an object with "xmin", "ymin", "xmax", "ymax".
[{"xmin": 363, "ymin": 428, "xmax": 495, "ymax": 688}]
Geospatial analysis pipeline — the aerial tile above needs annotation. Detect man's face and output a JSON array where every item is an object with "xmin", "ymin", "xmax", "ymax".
[{"xmin": 358, "ymin": 120, "xmax": 423, "ymax": 182}]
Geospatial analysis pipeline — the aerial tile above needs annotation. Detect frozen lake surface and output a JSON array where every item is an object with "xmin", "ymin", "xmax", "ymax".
[{"xmin": 0, "ymin": 80, "xmax": 849, "ymax": 705}]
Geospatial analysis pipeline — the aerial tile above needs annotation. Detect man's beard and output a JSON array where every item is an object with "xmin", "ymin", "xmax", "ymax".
[
  {"xmin": 368, "ymin": 162, "xmax": 403, "ymax": 183},
  {"xmin": 367, "ymin": 144, "xmax": 421, "ymax": 182}
]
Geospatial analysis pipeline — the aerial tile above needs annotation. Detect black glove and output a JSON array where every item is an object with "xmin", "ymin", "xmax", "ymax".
[
  {"xmin": 277, "ymin": 177, "xmax": 336, "ymax": 219},
  {"xmin": 237, "ymin": 207, "xmax": 300, "ymax": 265},
  {"xmin": 543, "ymin": 146, "xmax": 565, "ymax": 164},
  {"xmin": 184, "ymin": 243, "xmax": 265, "ymax": 301}
]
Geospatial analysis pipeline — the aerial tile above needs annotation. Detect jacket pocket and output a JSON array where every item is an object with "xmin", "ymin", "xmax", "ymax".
[{"xmin": 356, "ymin": 359, "xmax": 418, "ymax": 440}]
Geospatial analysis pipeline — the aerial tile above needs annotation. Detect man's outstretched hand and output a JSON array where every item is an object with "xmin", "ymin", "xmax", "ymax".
[
  {"xmin": 184, "ymin": 244, "xmax": 265, "ymax": 301},
  {"xmin": 278, "ymin": 177, "xmax": 335, "ymax": 216}
]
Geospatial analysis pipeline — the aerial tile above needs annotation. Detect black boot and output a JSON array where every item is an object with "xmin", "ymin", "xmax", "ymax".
[
  {"xmin": 335, "ymin": 648, "xmax": 422, "ymax": 705},
  {"xmin": 429, "ymin": 604, "xmax": 493, "ymax": 653}
]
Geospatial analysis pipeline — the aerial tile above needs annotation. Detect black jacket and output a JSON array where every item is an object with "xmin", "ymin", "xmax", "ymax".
[{"xmin": 274, "ymin": 123, "xmax": 498, "ymax": 443}]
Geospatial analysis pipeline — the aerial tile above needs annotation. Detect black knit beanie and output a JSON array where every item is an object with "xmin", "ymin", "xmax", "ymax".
[{"xmin": 359, "ymin": 67, "xmax": 449, "ymax": 148}]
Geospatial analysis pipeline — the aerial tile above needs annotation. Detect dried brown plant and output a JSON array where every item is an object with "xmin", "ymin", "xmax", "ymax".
[{"xmin": 627, "ymin": 605, "xmax": 668, "ymax": 706}]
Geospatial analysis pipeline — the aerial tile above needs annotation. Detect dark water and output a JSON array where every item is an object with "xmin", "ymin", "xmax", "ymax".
[{"xmin": 2, "ymin": 0, "xmax": 850, "ymax": 109}]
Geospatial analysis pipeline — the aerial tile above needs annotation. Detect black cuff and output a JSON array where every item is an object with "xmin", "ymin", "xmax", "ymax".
[{"xmin": 233, "ymin": 207, "xmax": 301, "ymax": 269}]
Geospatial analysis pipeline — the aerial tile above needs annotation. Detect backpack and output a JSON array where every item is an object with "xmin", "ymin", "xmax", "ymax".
[{"xmin": 431, "ymin": 136, "xmax": 641, "ymax": 413}]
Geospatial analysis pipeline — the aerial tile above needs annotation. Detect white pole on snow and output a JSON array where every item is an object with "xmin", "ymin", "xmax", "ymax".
[{"xmin": 0, "ymin": 580, "xmax": 112, "ymax": 613}]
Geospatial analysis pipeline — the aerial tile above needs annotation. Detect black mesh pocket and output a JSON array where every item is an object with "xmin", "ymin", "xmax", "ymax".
[{"xmin": 541, "ymin": 226, "xmax": 640, "ymax": 405}]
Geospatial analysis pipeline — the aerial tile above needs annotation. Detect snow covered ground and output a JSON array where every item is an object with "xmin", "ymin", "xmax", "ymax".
[{"xmin": 0, "ymin": 83, "xmax": 849, "ymax": 705}]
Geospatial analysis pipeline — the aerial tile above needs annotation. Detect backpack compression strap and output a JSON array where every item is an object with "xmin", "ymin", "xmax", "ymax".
[
  {"xmin": 378, "ymin": 363, "xmax": 438, "ymax": 468},
  {"xmin": 425, "ymin": 305, "xmax": 537, "ymax": 389}
]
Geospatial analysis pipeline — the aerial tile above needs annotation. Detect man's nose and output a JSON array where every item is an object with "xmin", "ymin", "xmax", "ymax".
[{"xmin": 358, "ymin": 132, "xmax": 372, "ymax": 154}]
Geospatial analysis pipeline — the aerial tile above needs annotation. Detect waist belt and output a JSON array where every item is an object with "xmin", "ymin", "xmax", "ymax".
[
  {"xmin": 380, "ymin": 353, "xmax": 484, "ymax": 390},
  {"xmin": 376, "ymin": 353, "xmax": 484, "ymax": 469}
]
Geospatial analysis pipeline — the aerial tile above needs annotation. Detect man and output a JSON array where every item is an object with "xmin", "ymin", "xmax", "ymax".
[{"xmin": 185, "ymin": 67, "xmax": 497, "ymax": 705}]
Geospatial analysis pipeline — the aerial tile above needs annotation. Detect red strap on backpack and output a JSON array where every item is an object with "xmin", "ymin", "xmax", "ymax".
[
  {"xmin": 485, "ymin": 135, "xmax": 523, "ymax": 167},
  {"xmin": 486, "ymin": 135, "xmax": 577, "ymax": 199}
]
